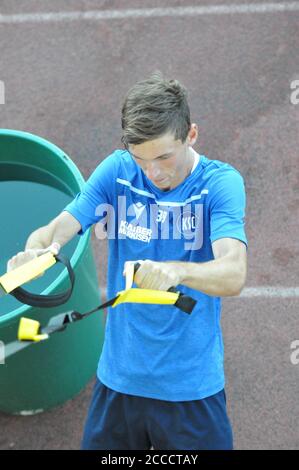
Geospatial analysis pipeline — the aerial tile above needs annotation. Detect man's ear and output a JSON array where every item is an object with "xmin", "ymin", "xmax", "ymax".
[{"xmin": 187, "ymin": 123, "xmax": 198, "ymax": 146}]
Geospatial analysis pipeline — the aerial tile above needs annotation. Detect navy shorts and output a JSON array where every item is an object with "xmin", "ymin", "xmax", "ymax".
[{"xmin": 81, "ymin": 377, "xmax": 233, "ymax": 450}]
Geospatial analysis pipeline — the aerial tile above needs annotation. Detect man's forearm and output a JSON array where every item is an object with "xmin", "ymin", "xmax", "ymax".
[
  {"xmin": 168, "ymin": 256, "xmax": 246, "ymax": 297},
  {"xmin": 25, "ymin": 212, "xmax": 81, "ymax": 251}
]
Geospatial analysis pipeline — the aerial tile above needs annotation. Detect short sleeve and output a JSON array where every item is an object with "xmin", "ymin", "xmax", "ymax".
[
  {"xmin": 62, "ymin": 155, "xmax": 116, "ymax": 235},
  {"xmin": 209, "ymin": 168, "xmax": 248, "ymax": 248}
]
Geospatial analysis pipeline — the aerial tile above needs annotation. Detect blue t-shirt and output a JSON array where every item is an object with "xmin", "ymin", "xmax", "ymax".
[{"xmin": 63, "ymin": 149, "xmax": 247, "ymax": 401}]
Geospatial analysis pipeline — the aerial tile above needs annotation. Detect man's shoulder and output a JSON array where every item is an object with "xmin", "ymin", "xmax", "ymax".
[
  {"xmin": 200, "ymin": 155, "xmax": 244, "ymax": 185},
  {"xmin": 99, "ymin": 148, "xmax": 127, "ymax": 166},
  {"xmin": 89, "ymin": 149, "xmax": 134, "ymax": 183},
  {"xmin": 97, "ymin": 149, "xmax": 134, "ymax": 172}
]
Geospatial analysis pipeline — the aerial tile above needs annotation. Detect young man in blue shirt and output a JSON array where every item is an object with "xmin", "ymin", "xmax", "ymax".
[{"xmin": 10, "ymin": 71, "xmax": 247, "ymax": 450}]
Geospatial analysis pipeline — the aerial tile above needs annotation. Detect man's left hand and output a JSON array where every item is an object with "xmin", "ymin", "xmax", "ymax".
[{"xmin": 123, "ymin": 260, "xmax": 183, "ymax": 291}]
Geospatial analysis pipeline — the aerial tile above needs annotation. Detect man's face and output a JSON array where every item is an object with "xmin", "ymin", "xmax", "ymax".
[{"xmin": 128, "ymin": 125, "xmax": 198, "ymax": 191}]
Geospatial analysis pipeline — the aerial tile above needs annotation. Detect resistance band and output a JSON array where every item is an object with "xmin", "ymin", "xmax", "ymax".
[{"xmin": 0, "ymin": 251, "xmax": 197, "ymax": 358}]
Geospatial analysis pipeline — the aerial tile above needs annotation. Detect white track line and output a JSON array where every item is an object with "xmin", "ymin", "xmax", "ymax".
[
  {"xmin": 1, "ymin": 3, "xmax": 299, "ymax": 24},
  {"xmin": 239, "ymin": 287, "xmax": 299, "ymax": 298},
  {"xmin": 98, "ymin": 286, "xmax": 299, "ymax": 300}
]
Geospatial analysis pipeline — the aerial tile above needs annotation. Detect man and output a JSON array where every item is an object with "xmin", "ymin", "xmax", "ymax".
[{"xmin": 7, "ymin": 71, "xmax": 247, "ymax": 450}]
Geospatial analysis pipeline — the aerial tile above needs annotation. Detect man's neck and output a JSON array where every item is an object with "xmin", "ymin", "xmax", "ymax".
[
  {"xmin": 188, "ymin": 147, "xmax": 197, "ymax": 175},
  {"xmin": 163, "ymin": 148, "xmax": 196, "ymax": 192}
]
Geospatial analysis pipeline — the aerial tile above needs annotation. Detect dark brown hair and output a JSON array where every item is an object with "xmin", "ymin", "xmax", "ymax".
[{"xmin": 121, "ymin": 71, "xmax": 191, "ymax": 148}]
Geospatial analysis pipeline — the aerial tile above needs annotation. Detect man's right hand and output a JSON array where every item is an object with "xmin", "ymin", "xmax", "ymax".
[{"xmin": 6, "ymin": 242, "xmax": 61, "ymax": 280}]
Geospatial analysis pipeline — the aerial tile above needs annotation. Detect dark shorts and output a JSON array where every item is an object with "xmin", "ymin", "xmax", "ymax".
[{"xmin": 81, "ymin": 377, "xmax": 233, "ymax": 450}]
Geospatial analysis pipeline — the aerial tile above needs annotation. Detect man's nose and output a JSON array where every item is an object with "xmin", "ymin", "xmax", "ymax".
[{"xmin": 146, "ymin": 161, "xmax": 160, "ymax": 179}]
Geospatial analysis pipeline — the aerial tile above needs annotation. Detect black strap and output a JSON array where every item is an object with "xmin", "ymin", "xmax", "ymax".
[
  {"xmin": 10, "ymin": 253, "xmax": 75, "ymax": 308},
  {"xmin": 173, "ymin": 292, "xmax": 197, "ymax": 314},
  {"xmin": 167, "ymin": 286, "xmax": 196, "ymax": 314},
  {"xmin": 10, "ymin": 258, "xmax": 196, "ymax": 315},
  {"xmin": 135, "ymin": 263, "xmax": 196, "ymax": 315}
]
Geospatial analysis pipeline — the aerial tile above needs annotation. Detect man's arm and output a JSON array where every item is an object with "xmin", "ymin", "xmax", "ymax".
[
  {"xmin": 131, "ymin": 238, "xmax": 247, "ymax": 296},
  {"xmin": 177, "ymin": 237, "xmax": 247, "ymax": 297},
  {"xmin": 25, "ymin": 211, "xmax": 81, "ymax": 250},
  {"xmin": 7, "ymin": 211, "xmax": 82, "ymax": 273}
]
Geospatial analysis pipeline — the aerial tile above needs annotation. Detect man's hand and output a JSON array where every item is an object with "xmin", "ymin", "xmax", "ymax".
[
  {"xmin": 123, "ymin": 259, "xmax": 183, "ymax": 291},
  {"xmin": 6, "ymin": 242, "xmax": 61, "ymax": 280}
]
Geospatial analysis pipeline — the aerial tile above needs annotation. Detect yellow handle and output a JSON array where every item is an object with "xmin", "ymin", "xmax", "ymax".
[
  {"xmin": 112, "ymin": 288, "xmax": 179, "ymax": 307},
  {"xmin": 18, "ymin": 317, "xmax": 49, "ymax": 342},
  {"xmin": 0, "ymin": 252, "xmax": 56, "ymax": 294}
]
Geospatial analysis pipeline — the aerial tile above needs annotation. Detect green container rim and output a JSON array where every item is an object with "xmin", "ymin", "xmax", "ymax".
[{"xmin": 0, "ymin": 129, "xmax": 90, "ymax": 324}]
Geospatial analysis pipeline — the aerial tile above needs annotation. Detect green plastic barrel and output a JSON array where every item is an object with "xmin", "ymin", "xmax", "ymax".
[{"xmin": 0, "ymin": 129, "xmax": 104, "ymax": 415}]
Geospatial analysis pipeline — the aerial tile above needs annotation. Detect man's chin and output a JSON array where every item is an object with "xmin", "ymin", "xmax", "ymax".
[
  {"xmin": 157, "ymin": 182, "xmax": 171, "ymax": 191},
  {"xmin": 151, "ymin": 177, "xmax": 172, "ymax": 191}
]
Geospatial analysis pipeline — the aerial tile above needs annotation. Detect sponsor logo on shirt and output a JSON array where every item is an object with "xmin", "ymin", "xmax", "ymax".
[
  {"xmin": 118, "ymin": 220, "xmax": 152, "ymax": 243},
  {"xmin": 132, "ymin": 202, "xmax": 146, "ymax": 220},
  {"xmin": 94, "ymin": 196, "xmax": 204, "ymax": 250}
]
